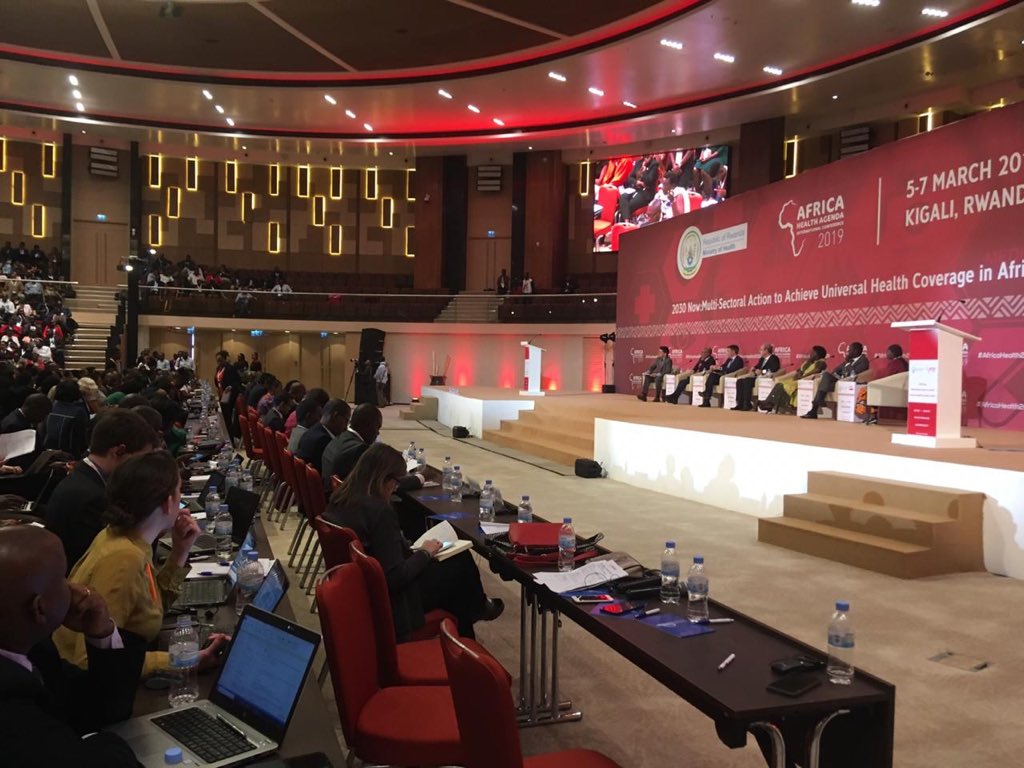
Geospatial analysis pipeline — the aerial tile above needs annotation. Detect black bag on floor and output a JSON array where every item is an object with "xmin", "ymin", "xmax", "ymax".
[
  {"xmin": 452, "ymin": 426, "xmax": 470, "ymax": 438},
  {"xmin": 574, "ymin": 458, "xmax": 604, "ymax": 478}
]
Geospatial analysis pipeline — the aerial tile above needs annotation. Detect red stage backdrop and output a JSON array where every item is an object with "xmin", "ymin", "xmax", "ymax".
[{"xmin": 616, "ymin": 101, "xmax": 1024, "ymax": 430}]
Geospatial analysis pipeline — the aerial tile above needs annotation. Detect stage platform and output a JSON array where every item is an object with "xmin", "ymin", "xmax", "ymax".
[
  {"xmin": 421, "ymin": 386, "xmax": 586, "ymax": 438},
  {"xmin": 479, "ymin": 392, "xmax": 1024, "ymax": 579}
]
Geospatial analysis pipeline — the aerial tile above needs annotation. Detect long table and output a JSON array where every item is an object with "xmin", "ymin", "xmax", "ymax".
[{"xmin": 398, "ymin": 489, "xmax": 894, "ymax": 768}]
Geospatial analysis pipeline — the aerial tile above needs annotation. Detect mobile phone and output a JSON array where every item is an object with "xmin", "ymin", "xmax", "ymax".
[
  {"xmin": 770, "ymin": 655, "xmax": 825, "ymax": 675},
  {"xmin": 440, "ymin": 541, "xmax": 454, "ymax": 551},
  {"xmin": 600, "ymin": 600, "xmax": 641, "ymax": 615},
  {"xmin": 766, "ymin": 672, "xmax": 823, "ymax": 698},
  {"xmin": 570, "ymin": 594, "xmax": 613, "ymax": 604}
]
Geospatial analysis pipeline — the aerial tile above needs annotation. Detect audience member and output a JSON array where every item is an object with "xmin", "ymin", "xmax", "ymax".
[
  {"xmin": 287, "ymin": 397, "xmax": 322, "ymax": 452},
  {"xmin": 285, "ymin": 387, "xmax": 328, "ymax": 438},
  {"xmin": 43, "ymin": 380, "xmax": 91, "ymax": 457},
  {"xmin": 322, "ymin": 403, "xmax": 426, "ymax": 494},
  {"xmin": 297, "ymin": 398, "xmax": 350, "ymax": 473}
]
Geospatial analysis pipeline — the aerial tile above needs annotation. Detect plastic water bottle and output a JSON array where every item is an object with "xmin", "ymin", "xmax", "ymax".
[
  {"xmin": 442, "ymin": 456, "xmax": 453, "ymax": 489},
  {"xmin": 225, "ymin": 465, "xmax": 240, "ymax": 491},
  {"xmin": 235, "ymin": 551, "xmax": 265, "ymax": 616},
  {"xmin": 204, "ymin": 488, "xmax": 220, "ymax": 528},
  {"xmin": 168, "ymin": 615, "xmax": 199, "ymax": 707},
  {"xmin": 416, "ymin": 447, "xmax": 426, "ymax": 471},
  {"xmin": 660, "ymin": 541, "xmax": 681, "ymax": 604},
  {"xmin": 686, "ymin": 556, "xmax": 709, "ymax": 622},
  {"xmin": 214, "ymin": 503, "xmax": 233, "ymax": 561},
  {"xmin": 558, "ymin": 517, "xmax": 576, "ymax": 572},
  {"xmin": 405, "ymin": 441, "xmax": 417, "ymax": 462},
  {"xmin": 517, "ymin": 495, "xmax": 533, "ymax": 524},
  {"xmin": 478, "ymin": 480, "xmax": 495, "ymax": 521},
  {"xmin": 450, "ymin": 465, "xmax": 463, "ymax": 503},
  {"xmin": 827, "ymin": 601, "xmax": 855, "ymax": 685},
  {"xmin": 240, "ymin": 469, "xmax": 254, "ymax": 493}
]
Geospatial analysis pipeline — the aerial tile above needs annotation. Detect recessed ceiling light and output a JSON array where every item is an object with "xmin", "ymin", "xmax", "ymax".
[
  {"xmin": 493, "ymin": 117, "xmax": 505, "ymax": 126},
  {"xmin": 71, "ymin": 89, "xmax": 82, "ymax": 99},
  {"xmin": 659, "ymin": 39, "xmax": 684, "ymax": 50},
  {"xmin": 921, "ymin": 7, "xmax": 948, "ymax": 17},
  {"xmin": 363, "ymin": 123, "xmax": 373, "ymax": 131},
  {"xmin": 438, "ymin": 89, "xmax": 453, "ymax": 99},
  {"xmin": 467, "ymin": 104, "xmax": 480, "ymax": 113},
  {"xmin": 832, "ymin": 94, "xmax": 839, "ymax": 100},
  {"xmin": 68, "ymin": 74, "xmax": 79, "ymax": 86},
  {"xmin": 324, "ymin": 94, "xmax": 336, "ymax": 105},
  {"xmin": 388, "ymin": 151, "xmax": 394, "ymax": 156},
  {"xmin": 588, "ymin": 87, "xmax": 604, "ymax": 97},
  {"xmin": 226, "ymin": 117, "xmax": 235, "ymax": 126},
  {"xmin": 241, "ymin": 145, "xmax": 247, "ymax": 150},
  {"xmin": 548, "ymin": 71, "xmax": 567, "ymax": 82},
  {"xmin": 345, "ymin": 109, "xmax": 356, "ymax": 119},
  {"xmin": 623, "ymin": 100, "xmax": 637, "ymax": 109},
  {"xmin": 528, "ymin": 145, "xmax": 533, "ymax": 150},
  {"xmin": 713, "ymin": 52, "xmax": 735, "ymax": 63},
  {"xmin": 75, "ymin": 102, "xmax": 84, "ymax": 112},
  {"xmin": 80, "ymin": 129, "xmax": 86, "ymax": 134},
  {"xmin": 851, "ymin": 0, "xmax": 880, "ymax": 6},
  {"xmin": 670, "ymin": 128, "xmax": 677, "ymax": 133},
  {"xmin": 215, "ymin": 104, "xmax": 225, "ymax": 114},
  {"xmin": 202, "ymin": 89, "xmax": 213, "ymax": 100},
  {"xmin": 763, "ymin": 66, "xmax": 783, "ymax": 76}
]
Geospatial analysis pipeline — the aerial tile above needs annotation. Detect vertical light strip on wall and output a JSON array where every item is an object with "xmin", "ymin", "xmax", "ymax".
[
  {"xmin": 405, "ymin": 168, "xmax": 416, "ymax": 201},
  {"xmin": 148, "ymin": 213, "xmax": 162, "ymax": 247},
  {"xmin": 224, "ymin": 160, "xmax": 238, "ymax": 194},
  {"xmin": 329, "ymin": 166, "xmax": 343, "ymax": 199},
  {"xmin": 268, "ymin": 163, "xmax": 280, "ymax": 196},
  {"xmin": 328, "ymin": 224, "xmax": 343, "ymax": 256},
  {"xmin": 296, "ymin": 164, "xmax": 311, "ymax": 198},
  {"xmin": 365, "ymin": 167, "xmax": 378, "ymax": 200},
  {"xmin": 30, "ymin": 204, "xmax": 45, "ymax": 238},
  {"xmin": 10, "ymin": 171, "xmax": 25, "ymax": 206},
  {"xmin": 166, "ymin": 186, "xmax": 182, "ymax": 219},
  {"xmin": 578, "ymin": 161, "xmax": 591, "ymax": 196},
  {"xmin": 380, "ymin": 196, "xmax": 394, "ymax": 228},
  {"xmin": 185, "ymin": 157, "xmax": 199, "ymax": 191},
  {"xmin": 404, "ymin": 225, "xmax": 415, "ymax": 258},
  {"xmin": 41, "ymin": 143, "xmax": 57, "ymax": 178},
  {"xmin": 268, "ymin": 220, "xmax": 281, "ymax": 254},
  {"xmin": 0, "ymin": 137, "xmax": 6, "ymax": 172},
  {"xmin": 312, "ymin": 194, "xmax": 326, "ymax": 226},
  {"xmin": 784, "ymin": 138, "xmax": 799, "ymax": 179},
  {"xmin": 148, "ymin": 154, "xmax": 162, "ymax": 188},
  {"xmin": 241, "ymin": 191, "xmax": 256, "ymax": 222}
]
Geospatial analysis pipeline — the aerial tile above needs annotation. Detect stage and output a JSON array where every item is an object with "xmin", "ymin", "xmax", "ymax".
[{"xmin": 477, "ymin": 392, "xmax": 1024, "ymax": 579}]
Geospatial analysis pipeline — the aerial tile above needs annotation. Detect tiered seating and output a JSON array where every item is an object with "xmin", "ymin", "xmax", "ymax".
[{"xmin": 140, "ymin": 292, "xmax": 450, "ymax": 322}]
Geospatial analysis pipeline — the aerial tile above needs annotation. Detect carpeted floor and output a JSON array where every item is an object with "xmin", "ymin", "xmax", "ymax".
[{"xmin": 264, "ymin": 406, "xmax": 1024, "ymax": 768}]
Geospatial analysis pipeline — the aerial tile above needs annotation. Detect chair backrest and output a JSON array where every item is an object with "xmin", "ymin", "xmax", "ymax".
[
  {"xmin": 330, "ymin": 474, "xmax": 343, "ymax": 493},
  {"xmin": 291, "ymin": 455, "xmax": 312, "ymax": 519},
  {"xmin": 237, "ymin": 413, "xmax": 258, "ymax": 459},
  {"xmin": 260, "ymin": 426, "xmax": 282, "ymax": 478},
  {"xmin": 280, "ymin": 447, "xmax": 298, "ymax": 493},
  {"xmin": 315, "ymin": 564, "xmax": 380, "ymax": 746},
  {"xmin": 234, "ymin": 392, "xmax": 247, "ymax": 419},
  {"xmin": 313, "ymin": 516, "xmax": 358, "ymax": 570},
  {"xmin": 439, "ymin": 619, "xmax": 523, "ymax": 768},
  {"xmin": 349, "ymin": 540, "xmax": 403, "ymax": 686},
  {"xmin": 304, "ymin": 462, "xmax": 326, "ymax": 519}
]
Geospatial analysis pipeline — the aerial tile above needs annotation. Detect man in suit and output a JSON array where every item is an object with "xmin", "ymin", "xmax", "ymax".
[
  {"xmin": 322, "ymin": 404, "xmax": 426, "ymax": 494},
  {"xmin": 43, "ymin": 379, "xmax": 91, "ymax": 458},
  {"xmin": 699, "ymin": 344, "xmax": 746, "ymax": 407},
  {"xmin": 45, "ymin": 410, "xmax": 159, "ymax": 572},
  {"xmin": 297, "ymin": 399, "xmax": 350, "ymax": 472},
  {"xmin": 0, "ymin": 525, "xmax": 145, "ymax": 767},
  {"xmin": 260, "ymin": 393, "xmax": 293, "ymax": 434},
  {"xmin": 802, "ymin": 341, "xmax": 870, "ymax": 419},
  {"xmin": 637, "ymin": 345, "xmax": 673, "ymax": 402},
  {"xmin": 665, "ymin": 347, "xmax": 716, "ymax": 404},
  {"xmin": 733, "ymin": 343, "xmax": 781, "ymax": 411}
]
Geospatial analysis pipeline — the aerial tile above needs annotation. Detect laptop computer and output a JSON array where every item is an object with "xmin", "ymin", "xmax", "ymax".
[
  {"xmin": 167, "ymin": 485, "xmax": 259, "ymax": 557},
  {"xmin": 172, "ymin": 531, "xmax": 255, "ymax": 609},
  {"xmin": 250, "ymin": 559, "xmax": 288, "ymax": 614},
  {"xmin": 109, "ymin": 606, "xmax": 320, "ymax": 768}
]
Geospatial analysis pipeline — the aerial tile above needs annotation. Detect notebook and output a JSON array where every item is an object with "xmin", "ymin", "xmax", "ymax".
[
  {"xmin": 108, "ymin": 606, "xmax": 320, "ymax": 767},
  {"xmin": 413, "ymin": 520, "xmax": 473, "ymax": 562}
]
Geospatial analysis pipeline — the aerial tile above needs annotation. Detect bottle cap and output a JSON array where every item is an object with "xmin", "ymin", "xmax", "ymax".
[
  {"xmin": 693, "ymin": 555, "xmax": 704, "ymax": 564},
  {"xmin": 563, "ymin": 517, "xmax": 572, "ymax": 524},
  {"xmin": 665, "ymin": 540, "xmax": 676, "ymax": 548},
  {"xmin": 835, "ymin": 600, "xmax": 850, "ymax": 611},
  {"xmin": 454, "ymin": 465, "xmax": 461, "ymax": 470},
  {"xmin": 246, "ymin": 550, "xmax": 259, "ymax": 561},
  {"xmin": 176, "ymin": 614, "xmax": 191, "ymax": 626},
  {"xmin": 164, "ymin": 746, "xmax": 184, "ymax": 765},
  {"xmin": 521, "ymin": 495, "xmax": 530, "ymax": 501},
  {"xmin": 219, "ymin": 504, "xmax": 229, "ymax": 512},
  {"xmin": 444, "ymin": 456, "xmax": 451, "ymax": 461},
  {"xmin": 485, "ymin": 479, "xmax": 492, "ymax": 484}
]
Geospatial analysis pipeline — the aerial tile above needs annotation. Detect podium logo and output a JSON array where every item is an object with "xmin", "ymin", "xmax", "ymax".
[{"xmin": 677, "ymin": 226, "xmax": 704, "ymax": 280}]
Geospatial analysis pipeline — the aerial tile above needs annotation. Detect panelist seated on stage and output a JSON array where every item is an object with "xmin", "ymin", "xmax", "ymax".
[
  {"xmin": 324, "ymin": 443, "xmax": 504, "ymax": 640},
  {"xmin": 759, "ymin": 345, "xmax": 828, "ymax": 414},
  {"xmin": 636, "ymin": 345, "xmax": 673, "ymax": 402},
  {"xmin": 664, "ymin": 347, "xmax": 716, "ymax": 404},
  {"xmin": 0, "ymin": 525, "xmax": 147, "ymax": 767},
  {"xmin": 802, "ymin": 341, "xmax": 870, "ymax": 419},
  {"xmin": 732, "ymin": 343, "xmax": 781, "ymax": 412},
  {"xmin": 862, "ymin": 344, "xmax": 910, "ymax": 425},
  {"xmin": 699, "ymin": 345, "xmax": 746, "ymax": 407}
]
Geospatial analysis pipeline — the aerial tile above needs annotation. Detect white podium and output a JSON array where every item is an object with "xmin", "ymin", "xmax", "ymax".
[
  {"xmin": 519, "ymin": 341, "xmax": 545, "ymax": 396},
  {"xmin": 891, "ymin": 320, "xmax": 980, "ymax": 449}
]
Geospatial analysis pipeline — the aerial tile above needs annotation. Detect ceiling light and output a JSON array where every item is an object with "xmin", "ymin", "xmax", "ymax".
[
  {"xmin": 528, "ymin": 146, "xmax": 533, "ymax": 150},
  {"xmin": 71, "ymin": 89, "xmax": 82, "ymax": 99},
  {"xmin": 623, "ymin": 100, "xmax": 637, "ymax": 109},
  {"xmin": 467, "ymin": 104, "xmax": 480, "ymax": 113},
  {"xmin": 68, "ymin": 74, "xmax": 79, "ymax": 86},
  {"xmin": 548, "ymin": 71, "xmax": 567, "ymax": 82},
  {"xmin": 670, "ymin": 128, "xmax": 677, "ymax": 133},
  {"xmin": 364, "ymin": 123, "xmax": 373, "ymax": 131},
  {"xmin": 324, "ymin": 94, "xmax": 336, "ymax": 105},
  {"xmin": 438, "ymin": 89, "xmax": 453, "ymax": 99},
  {"xmin": 763, "ymin": 66, "xmax": 783, "ymax": 76},
  {"xmin": 345, "ymin": 109, "xmax": 356, "ymax": 119},
  {"xmin": 215, "ymin": 104, "xmax": 224, "ymax": 114},
  {"xmin": 75, "ymin": 102, "xmax": 84, "ymax": 112},
  {"xmin": 493, "ymin": 118, "xmax": 505, "ymax": 126},
  {"xmin": 921, "ymin": 7, "xmax": 948, "ymax": 17},
  {"xmin": 241, "ymin": 145, "xmax": 247, "ymax": 150},
  {"xmin": 713, "ymin": 52, "xmax": 735, "ymax": 63},
  {"xmin": 851, "ymin": 0, "xmax": 880, "ymax": 6},
  {"xmin": 588, "ymin": 87, "xmax": 604, "ymax": 97},
  {"xmin": 388, "ymin": 151, "xmax": 394, "ymax": 156},
  {"xmin": 226, "ymin": 117, "xmax": 235, "ymax": 126},
  {"xmin": 832, "ymin": 94, "xmax": 839, "ymax": 100},
  {"xmin": 659, "ymin": 39, "xmax": 684, "ymax": 50},
  {"xmin": 202, "ymin": 89, "xmax": 213, "ymax": 100}
]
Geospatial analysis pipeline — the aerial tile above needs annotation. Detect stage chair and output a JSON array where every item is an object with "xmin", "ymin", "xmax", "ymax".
[
  {"xmin": 315, "ymin": 564, "xmax": 464, "ymax": 768},
  {"xmin": 439, "ymin": 619, "xmax": 622, "ymax": 768},
  {"xmin": 349, "ymin": 541, "xmax": 510, "ymax": 687},
  {"xmin": 866, "ymin": 371, "xmax": 909, "ymax": 409}
]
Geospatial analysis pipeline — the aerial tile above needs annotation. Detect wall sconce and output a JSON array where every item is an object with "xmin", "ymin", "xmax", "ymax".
[
  {"xmin": 224, "ymin": 160, "xmax": 238, "ymax": 194},
  {"xmin": 578, "ymin": 161, "xmax": 591, "ymax": 196},
  {"xmin": 241, "ymin": 191, "xmax": 257, "ymax": 222},
  {"xmin": 10, "ymin": 171, "xmax": 25, "ymax": 206},
  {"xmin": 405, "ymin": 168, "xmax": 416, "ymax": 201},
  {"xmin": 41, "ymin": 143, "xmax": 57, "ymax": 178},
  {"xmin": 148, "ymin": 154, "xmax": 162, "ymax": 188},
  {"xmin": 312, "ymin": 194, "xmax": 326, "ymax": 227},
  {"xmin": 380, "ymin": 196, "xmax": 394, "ymax": 228},
  {"xmin": 328, "ymin": 224, "xmax": 342, "ymax": 256},
  {"xmin": 404, "ymin": 225, "xmax": 415, "ymax": 258},
  {"xmin": 186, "ymin": 157, "xmax": 199, "ymax": 191},
  {"xmin": 31, "ymin": 204, "xmax": 45, "ymax": 238},
  {"xmin": 330, "ymin": 166, "xmax": 343, "ymax": 200},
  {"xmin": 296, "ymin": 164, "xmax": 310, "ymax": 198},
  {"xmin": 268, "ymin": 163, "xmax": 281, "ymax": 196},
  {"xmin": 148, "ymin": 213, "xmax": 162, "ymax": 246},
  {"xmin": 268, "ymin": 220, "xmax": 281, "ymax": 254},
  {"xmin": 365, "ymin": 167, "xmax": 378, "ymax": 200}
]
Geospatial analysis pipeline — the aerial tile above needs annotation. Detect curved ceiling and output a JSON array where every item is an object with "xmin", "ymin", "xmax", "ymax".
[{"xmin": 0, "ymin": 0, "xmax": 1021, "ymax": 148}]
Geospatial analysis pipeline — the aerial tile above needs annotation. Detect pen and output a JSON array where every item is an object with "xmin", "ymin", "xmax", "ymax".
[
  {"xmin": 708, "ymin": 618, "xmax": 735, "ymax": 624},
  {"xmin": 638, "ymin": 608, "xmax": 661, "ymax": 618},
  {"xmin": 199, "ymin": 571, "xmax": 214, "ymax": 576},
  {"xmin": 717, "ymin": 653, "xmax": 736, "ymax": 671}
]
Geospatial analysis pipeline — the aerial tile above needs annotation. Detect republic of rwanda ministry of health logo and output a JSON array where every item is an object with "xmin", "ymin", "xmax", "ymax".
[{"xmin": 677, "ymin": 226, "xmax": 703, "ymax": 280}]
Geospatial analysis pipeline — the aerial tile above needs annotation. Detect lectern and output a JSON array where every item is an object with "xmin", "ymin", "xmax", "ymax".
[
  {"xmin": 890, "ymin": 320, "xmax": 980, "ymax": 449},
  {"xmin": 520, "ymin": 341, "xmax": 545, "ymax": 396}
]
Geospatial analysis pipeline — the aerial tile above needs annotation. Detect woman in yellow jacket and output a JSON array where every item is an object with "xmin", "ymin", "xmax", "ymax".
[{"xmin": 55, "ymin": 451, "xmax": 227, "ymax": 675}]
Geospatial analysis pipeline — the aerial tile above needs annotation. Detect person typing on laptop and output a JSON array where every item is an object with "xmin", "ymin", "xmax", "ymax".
[
  {"xmin": 54, "ymin": 452, "xmax": 229, "ymax": 676},
  {"xmin": 0, "ymin": 525, "xmax": 146, "ymax": 767}
]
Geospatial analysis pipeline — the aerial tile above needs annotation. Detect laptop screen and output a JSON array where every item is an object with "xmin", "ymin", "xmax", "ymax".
[
  {"xmin": 226, "ymin": 486, "xmax": 259, "ymax": 544},
  {"xmin": 211, "ymin": 608, "xmax": 320, "ymax": 742},
  {"xmin": 252, "ymin": 561, "xmax": 287, "ymax": 613}
]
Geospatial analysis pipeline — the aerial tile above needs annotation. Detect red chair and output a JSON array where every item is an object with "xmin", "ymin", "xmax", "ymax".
[
  {"xmin": 330, "ymin": 474, "xmax": 342, "ymax": 493},
  {"xmin": 440, "ymin": 619, "xmax": 622, "ymax": 768},
  {"xmin": 312, "ymin": 516, "xmax": 358, "ymax": 569},
  {"xmin": 298, "ymin": 463, "xmax": 327, "ymax": 590},
  {"xmin": 349, "ymin": 540, "xmax": 510, "ymax": 687},
  {"xmin": 236, "ymin": 413, "xmax": 264, "ymax": 482},
  {"xmin": 260, "ymin": 426, "xmax": 287, "ymax": 521},
  {"xmin": 275, "ymin": 433, "xmax": 299, "ymax": 529},
  {"xmin": 315, "ymin": 564, "xmax": 464, "ymax": 767},
  {"xmin": 286, "ymin": 455, "xmax": 313, "ymax": 567}
]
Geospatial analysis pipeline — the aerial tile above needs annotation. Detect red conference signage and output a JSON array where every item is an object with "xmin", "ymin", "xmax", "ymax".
[{"xmin": 616, "ymin": 101, "xmax": 1024, "ymax": 430}]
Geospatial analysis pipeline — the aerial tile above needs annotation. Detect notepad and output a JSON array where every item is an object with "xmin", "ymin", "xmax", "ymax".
[
  {"xmin": 413, "ymin": 520, "xmax": 473, "ymax": 562},
  {"xmin": 0, "ymin": 429, "xmax": 35, "ymax": 460}
]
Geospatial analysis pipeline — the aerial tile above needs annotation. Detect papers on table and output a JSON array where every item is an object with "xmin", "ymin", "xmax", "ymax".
[
  {"xmin": 480, "ymin": 522, "xmax": 510, "ymax": 536},
  {"xmin": 413, "ymin": 520, "xmax": 473, "ymax": 562},
  {"xmin": 0, "ymin": 429, "xmax": 36, "ymax": 460},
  {"xmin": 533, "ymin": 560, "xmax": 630, "ymax": 594},
  {"xmin": 185, "ymin": 557, "xmax": 276, "ymax": 580}
]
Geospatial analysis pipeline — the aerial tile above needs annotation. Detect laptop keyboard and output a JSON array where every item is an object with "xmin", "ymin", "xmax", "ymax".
[
  {"xmin": 179, "ymin": 579, "xmax": 226, "ymax": 606},
  {"xmin": 153, "ymin": 707, "xmax": 253, "ymax": 763}
]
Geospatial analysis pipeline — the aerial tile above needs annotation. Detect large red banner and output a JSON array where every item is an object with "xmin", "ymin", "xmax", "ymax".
[{"xmin": 616, "ymin": 101, "xmax": 1024, "ymax": 430}]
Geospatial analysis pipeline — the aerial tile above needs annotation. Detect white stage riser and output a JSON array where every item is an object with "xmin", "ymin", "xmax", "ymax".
[
  {"xmin": 423, "ymin": 386, "xmax": 536, "ymax": 438},
  {"xmin": 593, "ymin": 418, "xmax": 1024, "ymax": 579}
]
